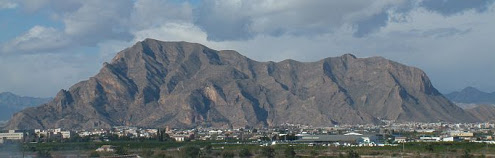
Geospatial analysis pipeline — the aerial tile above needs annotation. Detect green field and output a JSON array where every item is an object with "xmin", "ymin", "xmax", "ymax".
[{"xmin": 1, "ymin": 141, "xmax": 494, "ymax": 157}]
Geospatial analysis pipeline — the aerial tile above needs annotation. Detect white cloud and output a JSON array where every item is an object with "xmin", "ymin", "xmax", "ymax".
[
  {"xmin": 0, "ymin": 0, "xmax": 17, "ymax": 9},
  {"xmin": 1, "ymin": 26, "xmax": 71, "ymax": 54},
  {"xmin": 1, "ymin": 0, "xmax": 495, "ymax": 97}
]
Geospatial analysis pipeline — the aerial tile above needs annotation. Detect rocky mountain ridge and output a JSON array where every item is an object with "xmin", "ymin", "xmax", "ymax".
[{"xmin": 5, "ymin": 39, "xmax": 478, "ymax": 130}]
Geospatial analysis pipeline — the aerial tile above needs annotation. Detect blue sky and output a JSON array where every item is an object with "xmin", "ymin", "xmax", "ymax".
[{"xmin": 0, "ymin": 0, "xmax": 494, "ymax": 97}]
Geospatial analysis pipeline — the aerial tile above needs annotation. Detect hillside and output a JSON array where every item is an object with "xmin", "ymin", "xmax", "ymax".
[{"xmin": 5, "ymin": 39, "xmax": 478, "ymax": 130}]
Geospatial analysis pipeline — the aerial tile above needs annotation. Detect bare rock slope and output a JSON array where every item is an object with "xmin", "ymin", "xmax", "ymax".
[{"xmin": 5, "ymin": 39, "xmax": 478, "ymax": 129}]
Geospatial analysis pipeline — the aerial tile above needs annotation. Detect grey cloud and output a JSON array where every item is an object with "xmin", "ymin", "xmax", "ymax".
[
  {"xmin": 420, "ymin": 0, "xmax": 495, "ymax": 16},
  {"xmin": 422, "ymin": 28, "xmax": 471, "ymax": 38},
  {"xmin": 353, "ymin": 11, "xmax": 389, "ymax": 37},
  {"xmin": 194, "ymin": 0, "xmax": 402, "ymax": 41}
]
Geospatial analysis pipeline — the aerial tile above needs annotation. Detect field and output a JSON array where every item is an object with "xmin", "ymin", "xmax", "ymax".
[{"xmin": 1, "ymin": 140, "xmax": 495, "ymax": 157}]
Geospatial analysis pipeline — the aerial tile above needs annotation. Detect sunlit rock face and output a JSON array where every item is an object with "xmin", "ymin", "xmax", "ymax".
[{"xmin": 5, "ymin": 39, "xmax": 478, "ymax": 130}]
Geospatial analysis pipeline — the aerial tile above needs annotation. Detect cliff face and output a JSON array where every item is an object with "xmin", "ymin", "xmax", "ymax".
[{"xmin": 5, "ymin": 39, "xmax": 478, "ymax": 130}]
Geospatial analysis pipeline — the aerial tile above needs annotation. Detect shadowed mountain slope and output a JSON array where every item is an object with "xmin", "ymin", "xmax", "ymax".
[{"xmin": 5, "ymin": 39, "xmax": 478, "ymax": 130}]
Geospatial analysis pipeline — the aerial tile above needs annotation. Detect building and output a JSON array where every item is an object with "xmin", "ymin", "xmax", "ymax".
[
  {"xmin": 0, "ymin": 130, "xmax": 24, "ymax": 141},
  {"xmin": 173, "ymin": 136, "xmax": 186, "ymax": 142},
  {"xmin": 395, "ymin": 137, "xmax": 407, "ymax": 143},
  {"xmin": 419, "ymin": 136, "xmax": 441, "ymax": 142},
  {"xmin": 61, "ymin": 131, "xmax": 71, "ymax": 139},
  {"xmin": 450, "ymin": 131, "xmax": 474, "ymax": 137},
  {"xmin": 295, "ymin": 134, "xmax": 376, "ymax": 145},
  {"xmin": 96, "ymin": 145, "xmax": 115, "ymax": 152}
]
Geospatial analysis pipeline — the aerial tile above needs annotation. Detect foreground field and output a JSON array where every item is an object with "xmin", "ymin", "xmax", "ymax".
[{"xmin": 1, "ymin": 141, "xmax": 494, "ymax": 157}]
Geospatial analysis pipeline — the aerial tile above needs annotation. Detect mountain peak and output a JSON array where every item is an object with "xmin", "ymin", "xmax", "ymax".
[
  {"xmin": 461, "ymin": 86, "xmax": 484, "ymax": 93},
  {"xmin": 5, "ymin": 39, "xmax": 477, "ymax": 130},
  {"xmin": 341, "ymin": 53, "xmax": 357, "ymax": 59}
]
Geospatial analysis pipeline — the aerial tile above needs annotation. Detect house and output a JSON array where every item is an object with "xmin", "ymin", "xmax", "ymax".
[
  {"xmin": 0, "ymin": 130, "xmax": 24, "ymax": 141},
  {"xmin": 295, "ymin": 134, "xmax": 377, "ymax": 145},
  {"xmin": 419, "ymin": 136, "xmax": 441, "ymax": 142},
  {"xmin": 394, "ymin": 137, "xmax": 407, "ymax": 143},
  {"xmin": 61, "ymin": 131, "xmax": 71, "ymax": 139},
  {"xmin": 450, "ymin": 131, "xmax": 474, "ymax": 137},
  {"xmin": 173, "ymin": 136, "xmax": 186, "ymax": 142},
  {"xmin": 96, "ymin": 145, "xmax": 115, "ymax": 152}
]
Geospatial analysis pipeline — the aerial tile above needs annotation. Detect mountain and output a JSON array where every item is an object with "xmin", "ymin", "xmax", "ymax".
[
  {"xmin": 0, "ymin": 92, "xmax": 51, "ymax": 121},
  {"xmin": 5, "ymin": 39, "xmax": 478, "ymax": 130},
  {"xmin": 446, "ymin": 87, "xmax": 495, "ymax": 105},
  {"xmin": 466, "ymin": 104, "xmax": 495, "ymax": 122}
]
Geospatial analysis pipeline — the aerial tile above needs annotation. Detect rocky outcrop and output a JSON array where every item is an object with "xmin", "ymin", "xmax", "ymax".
[{"xmin": 5, "ymin": 39, "xmax": 478, "ymax": 130}]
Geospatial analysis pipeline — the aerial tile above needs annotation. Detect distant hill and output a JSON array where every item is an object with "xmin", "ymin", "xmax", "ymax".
[
  {"xmin": 0, "ymin": 92, "xmax": 52, "ymax": 121},
  {"xmin": 5, "ymin": 39, "xmax": 478, "ymax": 130},
  {"xmin": 445, "ymin": 87, "xmax": 495, "ymax": 105},
  {"xmin": 466, "ymin": 104, "xmax": 495, "ymax": 122}
]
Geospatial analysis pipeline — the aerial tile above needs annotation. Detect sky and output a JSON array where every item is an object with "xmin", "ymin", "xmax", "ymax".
[{"xmin": 0, "ymin": 0, "xmax": 494, "ymax": 97}]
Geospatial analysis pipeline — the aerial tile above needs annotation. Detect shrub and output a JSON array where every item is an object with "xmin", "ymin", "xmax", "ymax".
[
  {"xmin": 261, "ymin": 147, "xmax": 276, "ymax": 158},
  {"xmin": 284, "ymin": 146, "xmax": 296, "ymax": 158},
  {"xmin": 239, "ymin": 148, "xmax": 253, "ymax": 157}
]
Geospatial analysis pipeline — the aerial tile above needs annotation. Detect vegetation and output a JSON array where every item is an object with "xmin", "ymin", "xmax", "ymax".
[
  {"xmin": 260, "ymin": 146, "xmax": 276, "ymax": 158},
  {"xmin": 284, "ymin": 146, "xmax": 296, "ymax": 158},
  {"xmin": 180, "ymin": 146, "xmax": 201, "ymax": 158},
  {"xmin": 2, "ymin": 140, "xmax": 495, "ymax": 157},
  {"xmin": 239, "ymin": 148, "xmax": 252, "ymax": 157}
]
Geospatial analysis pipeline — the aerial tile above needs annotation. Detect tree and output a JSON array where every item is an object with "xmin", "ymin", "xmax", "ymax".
[
  {"xmin": 37, "ymin": 149, "xmax": 52, "ymax": 158},
  {"xmin": 347, "ymin": 150, "xmax": 360, "ymax": 158},
  {"xmin": 115, "ymin": 146, "xmax": 128, "ymax": 155},
  {"xmin": 239, "ymin": 148, "xmax": 252, "ymax": 157},
  {"xmin": 181, "ymin": 146, "xmax": 201, "ymax": 158},
  {"xmin": 310, "ymin": 149, "xmax": 319, "ymax": 157},
  {"xmin": 89, "ymin": 151, "xmax": 100, "ymax": 157},
  {"xmin": 461, "ymin": 149, "xmax": 472, "ymax": 158},
  {"xmin": 222, "ymin": 151, "xmax": 235, "ymax": 158},
  {"xmin": 261, "ymin": 147, "xmax": 276, "ymax": 158},
  {"xmin": 284, "ymin": 146, "xmax": 296, "ymax": 158},
  {"xmin": 204, "ymin": 144, "xmax": 213, "ymax": 154},
  {"xmin": 425, "ymin": 144, "xmax": 434, "ymax": 152}
]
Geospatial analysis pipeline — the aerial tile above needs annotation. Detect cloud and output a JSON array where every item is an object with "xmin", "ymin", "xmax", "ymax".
[
  {"xmin": 195, "ymin": 0, "xmax": 417, "ymax": 41},
  {"xmin": 0, "ymin": 0, "xmax": 17, "ymax": 9},
  {"xmin": 1, "ymin": 26, "xmax": 71, "ymax": 54},
  {"xmin": 1, "ymin": 0, "xmax": 495, "ymax": 97},
  {"xmin": 420, "ymin": 0, "xmax": 495, "ymax": 16}
]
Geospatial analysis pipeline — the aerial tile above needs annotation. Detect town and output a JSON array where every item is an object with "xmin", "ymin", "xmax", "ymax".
[{"xmin": 2, "ymin": 121, "xmax": 495, "ymax": 146}]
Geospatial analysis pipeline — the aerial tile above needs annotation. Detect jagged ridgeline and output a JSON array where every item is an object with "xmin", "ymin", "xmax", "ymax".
[{"xmin": 5, "ymin": 39, "xmax": 478, "ymax": 130}]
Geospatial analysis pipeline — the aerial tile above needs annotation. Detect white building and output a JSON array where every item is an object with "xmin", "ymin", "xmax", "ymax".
[
  {"xmin": 96, "ymin": 145, "xmax": 115, "ymax": 152},
  {"xmin": 173, "ymin": 136, "xmax": 186, "ymax": 142},
  {"xmin": 0, "ymin": 130, "xmax": 24, "ymax": 140},
  {"xmin": 61, "ymin": 131, "xmax": 71, "ymax": 139}
]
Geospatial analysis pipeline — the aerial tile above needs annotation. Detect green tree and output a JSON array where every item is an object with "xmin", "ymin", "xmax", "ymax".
[
  {"xmin": 89, "ymin": 151, "xmax": 100, "ymax": 157},
  {"xmin": 261, "ymin": 147, "xmax": 276, "ymax": 158},
  {"xmin": 222, "ymin": 151, "xmax": 235, "ymax": 158},
  {"xmin": 347, "ymin": 150, "xmax": 360, "ymax": 158},
  {"xmin": 461, "ymin": 149, "xmax": 472, "ymax": 158},
  {"xmin": 115, "ymin": 146, "xmax": 128, "ymax": 155},
  {"xmin": 181, "ymin": 146, "xmax": 201, "ymax": 158},
  {"xmin": 37, "ymin": 149, "xmax": 53, "ymax": 158},
  {"xmin": 425, "ymin": 144, "xmax": 434, "ymax": 152},
  {"xmin": 310, "ymin": 149, "xmax": 319, "ymax": 157},
  {"xmin": 284, "ymin": 146, "xmax": 296, "ymax": 158},
  {"xmin": 204, "ymin": 144, "xmax": 213, "ymax": 154},
  {"xmin": 239, "ymin": 148, "xmax": 252, "ymax": 157}
]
